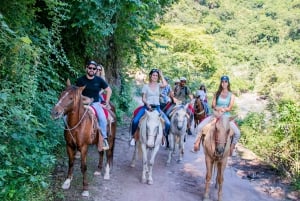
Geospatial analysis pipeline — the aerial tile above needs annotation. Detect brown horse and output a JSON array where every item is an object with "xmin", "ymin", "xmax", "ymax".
[
  {"xmin": 51, "ymin": 79, "xmax": 116, "ymax": 197},
  {"xmin": 194, "ymin": 97, "xmax": 206, "ymax": 128},
  {"xmin": 202, "ymin": 113, "xmax": 234, "ymax": 201}
]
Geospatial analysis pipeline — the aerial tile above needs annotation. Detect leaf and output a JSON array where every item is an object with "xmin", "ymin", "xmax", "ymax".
[{"xmin": 20, "ymin": 36, "xmax": 32, "ymax": 44}]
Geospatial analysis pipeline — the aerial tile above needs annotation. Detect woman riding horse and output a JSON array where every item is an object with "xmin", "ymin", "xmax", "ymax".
[
  {"xmin": 130, "ymin": 69, "xmax": 170, "ymax": 146},
  {"xmin": 193, "ymin": 75, "xmax": 241, "ymax": 155}
]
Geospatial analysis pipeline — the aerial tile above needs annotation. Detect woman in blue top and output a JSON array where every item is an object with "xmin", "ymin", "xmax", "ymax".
[
  {"xmin": 130, "ymin": 69, "xmax": 171, "ymax": 146},
  {"xmin": 193, "ymin": 75, "xmax": 241, "ymax": 155}
]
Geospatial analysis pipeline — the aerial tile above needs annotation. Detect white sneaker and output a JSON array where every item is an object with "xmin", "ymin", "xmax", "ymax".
[{"xmin": 130, "ymin": 138, "xmax": 136, "ymax": 146}]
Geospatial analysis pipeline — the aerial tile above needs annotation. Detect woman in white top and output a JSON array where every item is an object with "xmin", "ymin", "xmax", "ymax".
[
  {"xmin": 196, "ymin": 84, "xmax": 209, "ymax": 114},
  {"xmin": 131, "ymin": 69, "xmax": 171, "ymax": 139}
]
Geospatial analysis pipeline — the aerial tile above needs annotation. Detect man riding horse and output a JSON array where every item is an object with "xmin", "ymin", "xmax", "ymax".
[
  {"xmin": 76, "ymin": 60, "xmax": 111, "ymax": 150},
  {"xmin": 171, "ymin": 77, "xmax": 194, "ymax": 135}
]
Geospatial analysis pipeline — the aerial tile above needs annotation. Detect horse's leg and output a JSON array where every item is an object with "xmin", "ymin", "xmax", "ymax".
[
  {"xmin": 178, "ymin": 135, "xmax": 185, "ymax": 163},
  {"xmin": 104, "ymin": 140, "xmax": 114, "ymax": 180},
  {"xmin": 141, "ymin": 143, "xmax": 148, "ymax": 184},
  {"xmin": 166, "ymin": 134, "xmax": 174, "ymax": 164},
  {"xmin": 204, "ymin": 157, "xmax": 213, "ymax": 201},
  {"xmin": 148, "ymin": 143, "xmax": 160, "ymax": 185},
  {"xmin": 62, "ymin": 144, "xmax": 75, "ymax": 190},
  {"xmin": 130, "ymin": 140, "xmax": 138, "ymax": 167},
  {"xmin": 94, "ymin": 150, "xmax": 103, "ymax": 176},
  {"xmin": 80, "ymin": 145, "xmax": 89, "ymax": 197},
  {"xmin": 217, "ymin": 159, "xmax": 227, "ymax": 201}
]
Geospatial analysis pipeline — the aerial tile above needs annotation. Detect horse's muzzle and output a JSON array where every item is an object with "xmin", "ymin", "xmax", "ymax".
[
  {"xmin": 216, "ymin": 145, "xmax": 225, "ymax": 156},
  {"xmin": 51, "ymin": 108, "xmax": 63, "ymax": 120}
]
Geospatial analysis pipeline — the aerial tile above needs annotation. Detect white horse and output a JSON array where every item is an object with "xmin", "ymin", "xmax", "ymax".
[
  {"xmin": 167, "ymin": 104, "xmax": 189, "ymax": 164},
  {"xmin": 130, "ymin": 110, "xmax": 164, "ymax": 184}
]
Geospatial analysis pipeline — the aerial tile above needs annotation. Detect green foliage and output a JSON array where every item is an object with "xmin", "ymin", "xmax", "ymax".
[{"xmin": 0, "ymin": 0, "xmax": 70, "ymax": 200}]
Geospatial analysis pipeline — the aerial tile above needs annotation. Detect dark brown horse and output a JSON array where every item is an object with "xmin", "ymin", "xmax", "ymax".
[
  {"xmin": 193, "ymin": 97, "xmax": 206, "ymax": 128},
  {"xmin": 51, "ymin": 79, "xmax": 116, "ymax": 197}
]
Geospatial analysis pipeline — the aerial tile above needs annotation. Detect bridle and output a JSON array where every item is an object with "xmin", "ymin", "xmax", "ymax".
[
  {"xmin": 56, "ymin": 89, "xmax": 90, "ymax": 144},
  {"xmin": 212, "ymin": 117, "xmax": 230, "ymax": 158},
  {"xmin": 194, "ymin": 98, "xmax": 205, "ymax": 115}
]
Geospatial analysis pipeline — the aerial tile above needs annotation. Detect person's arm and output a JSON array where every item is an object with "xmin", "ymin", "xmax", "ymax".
[
  {"xmin": 159, "ymin": 70, "xmax": 167, "ymax": 88},
  {"xmin": 104, "ymin": 86, "xmax": 112, "ymax": 105},
  {"xmin": 142, "ymin": 93, "xmax": 151, "ymax": 109}
]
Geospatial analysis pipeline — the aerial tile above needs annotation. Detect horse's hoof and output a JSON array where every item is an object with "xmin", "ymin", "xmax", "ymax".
[
  {"xmin": 75, "ymin": 151, "xmax": 81, "ymax": 159},
  {"xmin": 176, "ymin": 159, "xmax": 183, "ymax": 164},
  {"xmin": 104, "ymin": 173, "xmax": 110, "ymax": 180},
  {"xmin": 61, "ymin": 178, "xmax": 71, "ymax": 189},
  {"xmin": 148, "ymin": 180, "xmax": 153, "ymax": 185},
  {"xmin": 94, "ymin": 171, "xmax": 101, "ymax": 176},
  {"xmin": 130, "ymin": 163, "xmax": 135, "ymax": 168},
  {"xmin": 82, "ymin": 190, "xmax": 89, "ymax": 197},
  {"xmin": 141, "ymin": 178, "xmax": 147, "ymax": 183}
]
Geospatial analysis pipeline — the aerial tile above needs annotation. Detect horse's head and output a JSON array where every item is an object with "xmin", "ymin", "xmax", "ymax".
[
  {"xmin": 51, "ymin": 79, "xmax": 85, "ymax": 119},
  {"xmin": 213, "ymin": 115, "xmax": 235, "ymax": 156},
  {"xmin": 143, "ymin": 110, "xmax": 163, "ymax": 148},
  {"xmin": 171, "ymin": 106, "xmax": 189, "ymax": 131}
]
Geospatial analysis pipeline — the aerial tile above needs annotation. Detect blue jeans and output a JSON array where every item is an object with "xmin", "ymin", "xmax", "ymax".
[
  {"xmin": 92, "ymin": 102, "xmax": 107, "ymax": 138},
  {"xmin": 131, "ymin": 105, "xmax": 170, "ymax": 136}
]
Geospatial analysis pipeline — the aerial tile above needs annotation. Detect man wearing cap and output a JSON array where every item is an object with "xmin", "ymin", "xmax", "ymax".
[
  {"xmin": 171, "ymin": 77, "xmax": 194, "ymax": 135},
  {"xmin": 76, "ymin": 60, "xmax": 112, "ymax": 151},
  {"xmin": 172, "ymin": 77, "xmax": 193, "ymax": 104}
]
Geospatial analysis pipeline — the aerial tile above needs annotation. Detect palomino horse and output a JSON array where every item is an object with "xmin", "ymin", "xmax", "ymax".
[
  {"xmin": 202, "ymin": 113, "xmax": 235, "ymax": 201},
  {"xmin": 51, "ymin": 79, "xmax": 116, "ymax": 197},
  {"xmin": 167, "ymin": 104, "xmax": 189, "ymax": 164},
  {"xmin": 130, "ymin": 110, "xmax": 164, "ymax": 185},
  {"xmin": 194, "ymin": 97, "xmax": 206, "ymax": 128}
]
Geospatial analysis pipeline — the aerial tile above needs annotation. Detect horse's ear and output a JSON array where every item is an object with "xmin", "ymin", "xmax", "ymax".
[
  {"xmin": 78, "ymin": 86, "xmax": 86, "ymax": 94},
  {"xmin": 66, "ymin": 79, "xmax": 71, "ymax": 87}
]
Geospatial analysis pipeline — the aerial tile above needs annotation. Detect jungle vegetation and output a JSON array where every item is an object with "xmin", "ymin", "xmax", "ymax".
[{"xmin": 0, "ymin": 0, "xmax": 299, "ymax": 200}]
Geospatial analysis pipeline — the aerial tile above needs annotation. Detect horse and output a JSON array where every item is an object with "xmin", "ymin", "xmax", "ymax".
[
  {"xmin": 130, "ymin": 110, "xmax": 164, "ymax": 185},
  {"xmin": 166, "ymin": 104, "xmax": 189, "ymax": 164},
  {"xmin": 201, "ymin": 113, "xmax": 235, "ymax": 201},
  {"xmin": 194, "ymin": 97, "xmax": 206, "ymax": 128},
  {"xmin": 51, "ymin": 79, "xmax": 116, "ymax": 197}
]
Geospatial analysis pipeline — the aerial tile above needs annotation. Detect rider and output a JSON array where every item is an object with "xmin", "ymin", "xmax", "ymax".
[
  {"xmin": 193, "ymin": 75, "xmax": 241, "ymax": 156},
  {"xmin": 96, "ymin": 64, "xmax": 106, "ymax": 102},
  {"xmin": 130, "ymin": 69, "xmax": 171, "ymax": 146},
  {"xmin": 172, "ymin": 77, "xmax": 194, "ymax": 135},
  {"xmin": 76, "ymin": 60, "xmax": 111, "ymax": 151},
  {"xmin": 159, "ymin": 77, "xmax": 172, "ymax": 110},
  {"xmin": 195, "ymin": 84, "xmax": 209, "ymax": 115}
]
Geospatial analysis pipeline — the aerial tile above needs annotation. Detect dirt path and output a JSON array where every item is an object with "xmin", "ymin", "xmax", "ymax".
[{"xmin": 52, "ymin": 123, "xmax": 296, "ymax": 201}]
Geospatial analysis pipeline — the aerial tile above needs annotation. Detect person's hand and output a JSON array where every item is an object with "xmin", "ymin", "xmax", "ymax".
[{"xmin": 159, "ymin": 70, "xmax": 163, "ymax": 76}]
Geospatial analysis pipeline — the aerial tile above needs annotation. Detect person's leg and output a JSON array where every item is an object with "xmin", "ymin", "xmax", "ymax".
[
  {"xmin": 229, "ymin": 121, "xmax": 241, "ymax": 156},
  {"xmin": 193, "ymin": 115, "xmax": 213, "ymax": 151},
  {"xmin": 92, "ymin": 102, "xmax": 109, "ymax": 150},
  {"xmin": 131, "ymin": 106, "xmax": 146, "ymax": 136},
  {"xmin": 159, "ymin": 110, "xmax": 170, "ymax": 135},
  {"xmin": 92, "ymin": 102, "xmax": 107, "ymax": 138}
]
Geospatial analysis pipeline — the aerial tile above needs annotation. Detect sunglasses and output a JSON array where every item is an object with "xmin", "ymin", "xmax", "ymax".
[{"xmin": 87, "ymin": 66, "xmax": 97, "ymax": 70}]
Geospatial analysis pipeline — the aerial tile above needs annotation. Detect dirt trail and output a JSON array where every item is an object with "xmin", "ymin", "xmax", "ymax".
[{"xmin": 52, "ymin": 122, "xmax": 296, "ymax": 201}]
